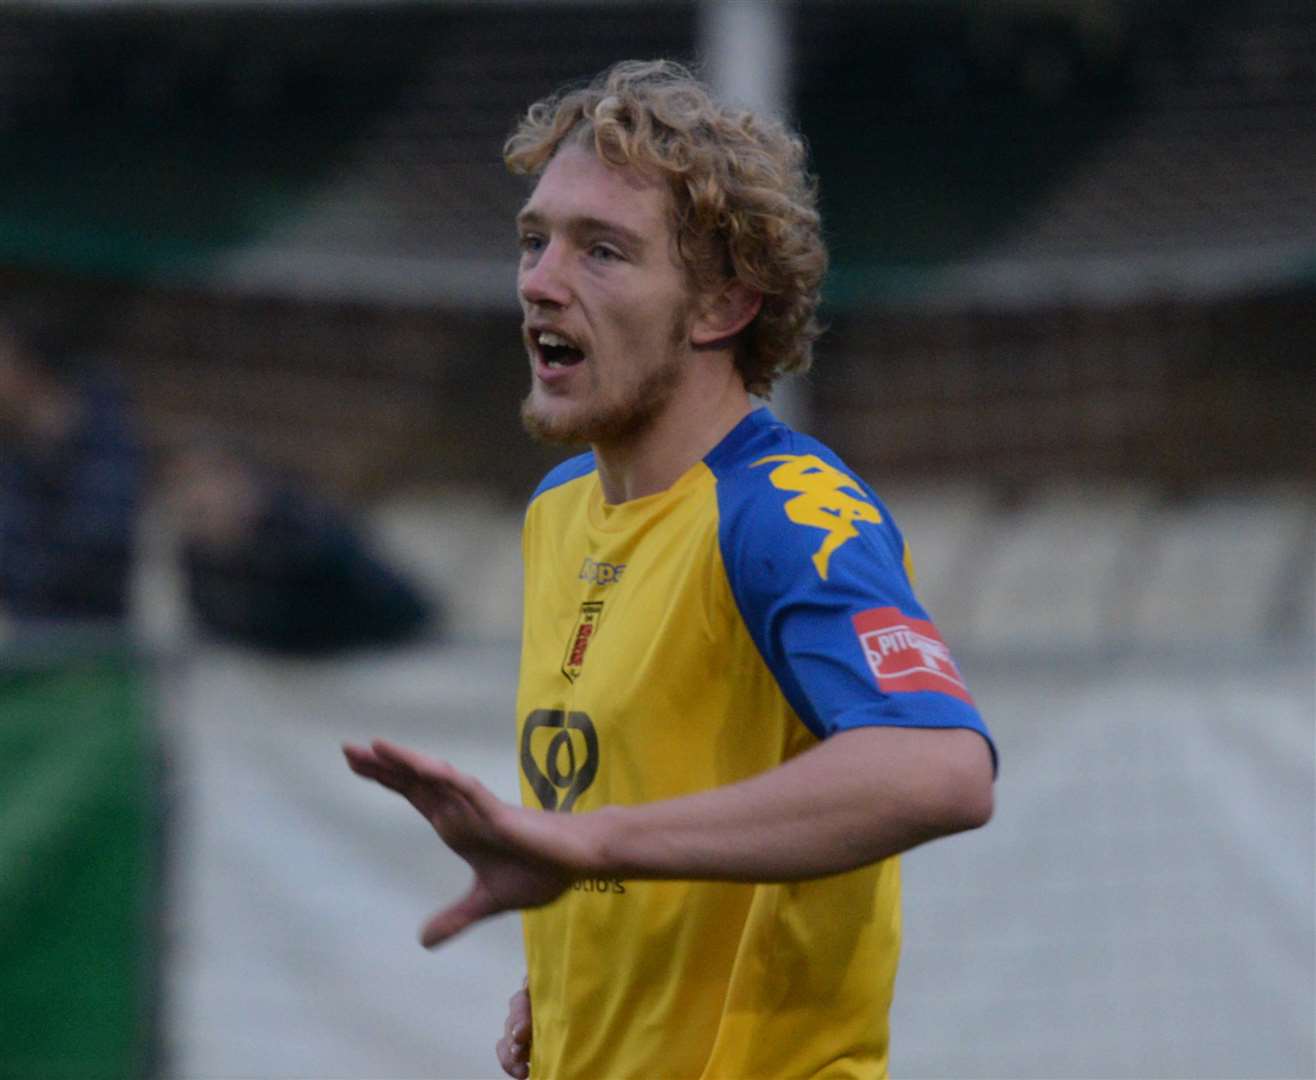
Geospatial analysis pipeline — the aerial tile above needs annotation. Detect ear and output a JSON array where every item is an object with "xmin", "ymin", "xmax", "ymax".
[{"xmin": 691, "ymin": 281, "xmax": 763, "ymax": 349}]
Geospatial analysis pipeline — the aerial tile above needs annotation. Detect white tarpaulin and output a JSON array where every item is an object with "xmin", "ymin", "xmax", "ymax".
[{"xmin": 162, "ymin": 640, "xmax": 1314, "ymax": 1079}]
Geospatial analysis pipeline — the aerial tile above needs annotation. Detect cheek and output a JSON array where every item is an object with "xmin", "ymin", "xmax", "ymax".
[{"xmin": 609, "ymin": 291, "xmax": 688, "ymax": 353}]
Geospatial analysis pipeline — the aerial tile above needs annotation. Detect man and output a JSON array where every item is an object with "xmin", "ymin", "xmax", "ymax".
[
  {"xmin": 344, "ymin": 60, "xmax": 996, "ymax": 1079},
  {"xmin": 164, "ymin": 439, "xmax": 434, "ymax": 656},
  {"xmin": 0, "ymin": 313, "xmax": 142, "ymax": 627}
]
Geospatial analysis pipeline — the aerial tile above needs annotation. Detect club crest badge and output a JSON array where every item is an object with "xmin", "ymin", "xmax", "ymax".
[{"xmin": 562, "ymin": 601, "xmax": 604, "ymax": 682}]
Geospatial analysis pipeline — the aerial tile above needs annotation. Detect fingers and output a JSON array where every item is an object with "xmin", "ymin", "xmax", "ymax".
[
  {"xmin": 342, "ymin": 744, "xmax": 411, "ymax": 796},
  {"xmin": 343, "ymin": 741, "xmax": 412, "ymax": 787},
  {"xmin": 374, "ymin": 740, "xmax": 496, "ymax": 813},
  {"xmin": 496, "ymin": 1022, "xmax": 530, "ymax": 1079},
  {"xmin": 509, "ymin": 979, "xmax": 532, "ymax": 1035},
  {"xmin": 370, "ymin": 738, "xmax": 453, "ymax": 779},
  {"xmin": 343, "ymin": 739, "xmax": 441, "ymax": 781},
  {"xmin": 418, "ymin": 882, "xmax": 498, "ymax": 949},
  {"xmin": 496, "ymin": 1035, "xmax": 530, "ymax": 1079},
  {"xmin": 341, "ymin": 741, "xmax": 380, "ymax": 774},
  {"xmin": 496, "ymin": 980, "xmax": 532, "ymax": 1078},
  {"xmin": 342, "ymin": 740, "xmax": 474, "ymax": 811},
  {"xmin": 497, "ymin": 1038, "xmax": 530, "ymax": 1079}
]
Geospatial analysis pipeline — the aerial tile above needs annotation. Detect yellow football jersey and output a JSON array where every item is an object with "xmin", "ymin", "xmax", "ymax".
[{"xmin": 517, "ymin": 409, "xmax": 994, "ymax": 1079}]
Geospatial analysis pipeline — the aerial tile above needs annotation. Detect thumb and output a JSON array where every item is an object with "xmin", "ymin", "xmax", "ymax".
[{"xmin": 418, "ymin": 881, "xmax": 499, "ymax": 950}]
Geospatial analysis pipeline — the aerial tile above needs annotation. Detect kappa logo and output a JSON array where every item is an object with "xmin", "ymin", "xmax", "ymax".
[
  {"xmin": 578, "ymin": 556, "xmax": 626, "ymax": 586},
  {"xmin": 752, "ymin": 454, "xmax": 883, "ymax": 580},
  {"xmin": 561, "ymin": 600, "xmax": 604, "ymax": 682},
  {"xmin": 852, "ymin": 606, "xmax": 974, "ymax": 705}
]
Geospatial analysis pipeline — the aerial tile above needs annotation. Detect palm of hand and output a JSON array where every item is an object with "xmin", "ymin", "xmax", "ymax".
[
  {"xmin": 421, "ymin": 784, "xmax": 572, "ymax": 916},
  {"xmin": 344, "ymin": 738, "xmax": 577, "ymax": 947}
]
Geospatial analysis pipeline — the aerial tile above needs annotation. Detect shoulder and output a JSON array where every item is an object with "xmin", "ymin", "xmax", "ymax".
[
  {"xmin": 705, "ymin": 410, "xmax": 906, "ymax": 593},
  {"xmin": 528, "ymin": 451, "xmax": 597, "ymax": 506},
  {"xmin": 705, "ymin": 408, "xmax": 878, "ymax": 499}
]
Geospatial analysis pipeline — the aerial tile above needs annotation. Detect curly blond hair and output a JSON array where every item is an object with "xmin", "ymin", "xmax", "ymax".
[{"xmin": 503, "ymin": 59, "xmax": 826, "ymax": 397}]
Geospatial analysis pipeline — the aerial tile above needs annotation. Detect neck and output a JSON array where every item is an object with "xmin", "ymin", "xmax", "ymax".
[{"xmin": 592, "ymin": 355, "xmax": 754, "ymax": 504}]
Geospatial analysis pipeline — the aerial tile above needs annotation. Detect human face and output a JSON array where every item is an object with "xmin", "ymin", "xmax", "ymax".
[{"xmin": 516, "ymin": 144, "xmax": 698, "ymax": 447}]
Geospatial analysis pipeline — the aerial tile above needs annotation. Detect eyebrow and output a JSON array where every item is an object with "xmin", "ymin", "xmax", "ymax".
[{"xmin": 516, "ymin": 209, "xmax": 649, "ymax": 253}]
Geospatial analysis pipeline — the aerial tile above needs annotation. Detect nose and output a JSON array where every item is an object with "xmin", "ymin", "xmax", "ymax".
[{"xmin": 518, "ymin": 238, "xmax": 571, "ymax": 309}]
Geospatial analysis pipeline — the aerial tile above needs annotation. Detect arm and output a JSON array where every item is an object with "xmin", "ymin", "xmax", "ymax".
[
  {"xmin": 342, "ymin": 722, "xmax": 992, "ymax": 946},
  {"xmin": 586, "ymin": 724, "xmax": 992, "ymax": 882}
]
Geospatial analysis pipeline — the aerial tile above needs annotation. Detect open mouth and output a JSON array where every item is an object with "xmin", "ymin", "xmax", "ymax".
[{"xmin": 536, "ymin": 330, "xmax": 586, "ymax": 368}]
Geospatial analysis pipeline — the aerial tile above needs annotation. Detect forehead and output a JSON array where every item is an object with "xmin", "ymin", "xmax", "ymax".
[{"xmin": 519, "ymin": 144, "xmax": 672, "ymax": 238}]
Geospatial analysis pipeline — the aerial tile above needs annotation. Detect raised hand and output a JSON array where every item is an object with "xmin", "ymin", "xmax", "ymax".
[{"xmin": 342, "ymin": 738, "xmax": 593, "ymax": 946}]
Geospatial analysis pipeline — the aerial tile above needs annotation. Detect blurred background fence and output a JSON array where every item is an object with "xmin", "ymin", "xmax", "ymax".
[{"xmin": 0, "ymin": 1, "xmax": 1312, "ymax": 1078}]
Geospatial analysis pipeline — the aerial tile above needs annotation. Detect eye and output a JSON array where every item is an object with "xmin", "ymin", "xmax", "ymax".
[
  {"xmin": 518, "ymin": 233, "xmax": 545, "ymax": 256},
  {"xmin": 589, "ymin": 243, "xmax": 623, "ymax": 263}
]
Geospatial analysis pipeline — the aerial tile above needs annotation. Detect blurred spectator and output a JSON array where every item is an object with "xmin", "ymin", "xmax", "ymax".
[
  {"xmin": 0, "ymin": 313, "xmax": 142, "ymax": 627},
  {"xmin": 165, "ymin": 441, "xmax": 436, "ymax": 656}
]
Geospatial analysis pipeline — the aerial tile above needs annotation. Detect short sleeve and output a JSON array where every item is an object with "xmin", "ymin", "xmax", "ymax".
[{"xmin": 712, "ymin": 440, "xmax": 995, "ymax": 768}]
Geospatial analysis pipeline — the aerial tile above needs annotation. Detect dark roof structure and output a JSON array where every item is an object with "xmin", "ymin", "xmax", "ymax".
[{"xmin": 0, "ymin": 0, "xmax": 1312, "ymax": 310}]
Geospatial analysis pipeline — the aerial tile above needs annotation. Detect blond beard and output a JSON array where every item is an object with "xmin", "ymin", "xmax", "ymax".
[{"xmin": 520, "ymin": 311, "xmax": 690, "ymax": 447}]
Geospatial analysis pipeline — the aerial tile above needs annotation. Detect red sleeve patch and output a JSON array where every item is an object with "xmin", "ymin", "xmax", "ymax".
[{"xmin": 852, "ymin": 606, "xmax": 975, "ymax": 705}]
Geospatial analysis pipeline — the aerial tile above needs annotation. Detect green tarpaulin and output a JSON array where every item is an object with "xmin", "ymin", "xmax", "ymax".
[{"xmin": 0, "ymin": 647, "xmax": 161, "ymax": 1080}]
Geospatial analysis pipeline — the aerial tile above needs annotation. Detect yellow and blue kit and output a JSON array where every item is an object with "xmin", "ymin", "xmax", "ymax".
[{"xmin": 517, "ymin": 407, "xmax": 996, "ymax": 1079}]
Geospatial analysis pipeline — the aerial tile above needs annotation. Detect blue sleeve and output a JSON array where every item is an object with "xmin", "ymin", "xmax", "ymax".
[{"xmin": 713, "ymin": 442, "xmax": 996, "ymax": 767}]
